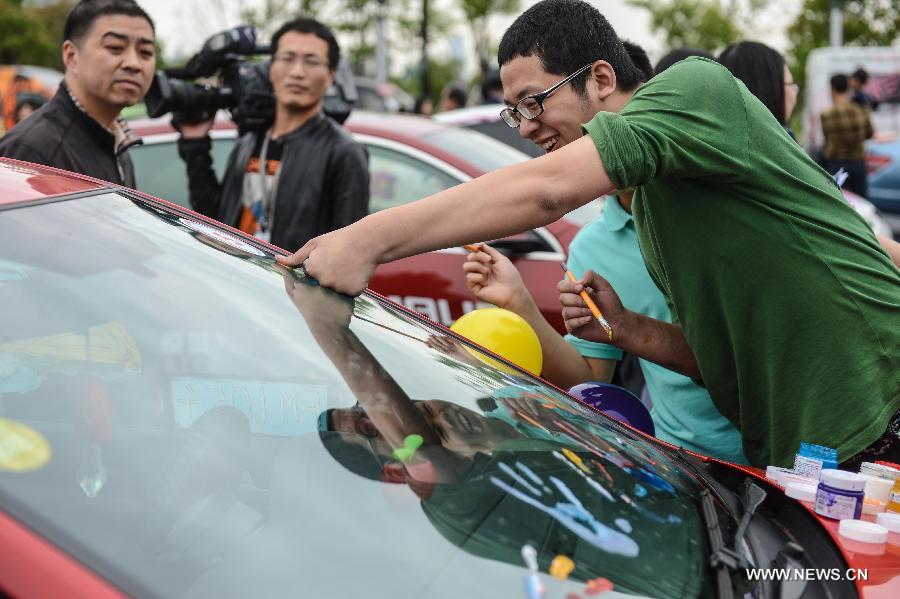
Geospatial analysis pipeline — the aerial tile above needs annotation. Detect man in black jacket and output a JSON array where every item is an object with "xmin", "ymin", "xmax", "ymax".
[
  {"xmin": 0, "ymin": 0, "xmax": 155, "ymax": 187},
  {"xmin": 177, "ymin": 17, "xmax": 369, "ymax": 250}
]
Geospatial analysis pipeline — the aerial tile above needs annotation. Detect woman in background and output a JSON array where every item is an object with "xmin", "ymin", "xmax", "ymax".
[{"xmin": 718, "ymin": 41, "xmax": 799, "ymax": 139}]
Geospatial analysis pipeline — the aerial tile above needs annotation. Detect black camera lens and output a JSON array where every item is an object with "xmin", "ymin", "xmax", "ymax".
[{"xmin": 145, "ymin": 72, "xmax": 235, "ymax": 123}]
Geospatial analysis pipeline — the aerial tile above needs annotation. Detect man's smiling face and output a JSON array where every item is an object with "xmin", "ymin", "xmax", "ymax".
[{"xmin": 500, "ymin": 54, "xmax": 600, "ymax": 154}]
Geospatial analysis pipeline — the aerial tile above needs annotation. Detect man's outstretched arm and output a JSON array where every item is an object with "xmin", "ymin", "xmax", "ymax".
[{"xmin": 277, "ymin": 135, "xmax": 615, "ymax": 295}]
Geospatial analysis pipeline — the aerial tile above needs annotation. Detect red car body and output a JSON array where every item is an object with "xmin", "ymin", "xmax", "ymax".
[
  {"xmin": 127, "ymin": 112, "xmax": 582, "ymax": 331},
  {"xmin": 1, "ymin": 156, "xmax": 899, "ymax": 599}
]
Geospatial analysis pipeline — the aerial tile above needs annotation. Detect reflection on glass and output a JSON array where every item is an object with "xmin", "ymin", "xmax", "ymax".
[
  {"xmin": 77, "ymin": 443, "xmax": 107, "ymax": 498},
  {"xmin": 289, "ymin": 274, "xmax": 710, "ymax": 597},
  {"xmin": 0, "ymin": 192, "xmax": 724, "ymax": 598}
]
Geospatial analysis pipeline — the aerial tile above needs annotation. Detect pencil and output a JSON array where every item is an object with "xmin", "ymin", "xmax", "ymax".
[
  {"xmin": 516, "ymin": 410, "xmax": 547, "ymax": 431},
  {"xmin": 560, "ymin": 263, "xmax": 613, "ymax": 340}
]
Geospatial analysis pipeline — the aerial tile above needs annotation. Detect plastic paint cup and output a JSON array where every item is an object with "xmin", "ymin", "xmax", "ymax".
[
  {"xmin": 785, "ymin": 481, "xmax": 817, "ymax": 503},
  {"xmin": 860, "ymin": 462, "xmax": 900, "ymax": 481},
  {"xmin": 861, "ymin": 474, "xmax": 895, "ymax": 504},
  {"xmin": 815, "ymin": 471, "xmax": 866, "ymax": 520},
  {"xmin": 840, "ymin": 536, "xmax": 887, "ymax": 556},
  {"xmin": 876, "ymin": 512, "xmax": 900, "ymax": 533},
  {"xmin": 765, "ymin": 466, "xmax": 796, "ymax": 485},
  {"xmin": 839, "ymin": 519, "xmax": 888, "ymax": 544},
  {"xmin": 887, "ymin": 478, "xmax": 900, "ymax": 513},
  {"xmin": 780, "ymin": 472, "xmax": 819, "ymax": 487},
  {"xmin": 863, "ymin": 497, "xmax": 887, "ymax": 515}
]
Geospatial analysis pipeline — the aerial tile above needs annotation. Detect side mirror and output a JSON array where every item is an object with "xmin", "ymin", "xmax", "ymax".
[{"xmin": 567, "ymin": 382, "xmax": 655, "ymax": 436}]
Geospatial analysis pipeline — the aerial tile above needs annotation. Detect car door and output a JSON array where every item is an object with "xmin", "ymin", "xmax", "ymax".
[{"xmin": 360, "ymin": 134, "xmax": 570, "ymax": 330}]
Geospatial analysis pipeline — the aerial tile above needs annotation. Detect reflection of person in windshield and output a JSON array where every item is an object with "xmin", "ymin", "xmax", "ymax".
[
  {"xmin": 280, "ymin": 266, "xmax": 472, "ymax": 488},
  {"xmin": 280, "ymin": 267, "xmax": 705, "ymax": 598},
  {"xmin": 325, "ymin": 400, "xmax": 522, "ymax": 458}
]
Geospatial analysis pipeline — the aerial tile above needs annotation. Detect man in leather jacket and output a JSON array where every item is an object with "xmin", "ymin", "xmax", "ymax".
[
  {"xmin": 0, "ymin": 0, "xmax": 155, "ymax": 187},
  {"xmin": 177, "ymin": 17, "xmax": 369, "ymax": 250}
]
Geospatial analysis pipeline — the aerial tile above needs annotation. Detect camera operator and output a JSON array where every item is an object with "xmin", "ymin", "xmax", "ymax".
[
  {"xmin": 0, "ymin": 0, "xmax": 154, "ymax": 187},
  {"xmin": 177, "ymin": 17, "xmax": 369, "ymax": 249}
]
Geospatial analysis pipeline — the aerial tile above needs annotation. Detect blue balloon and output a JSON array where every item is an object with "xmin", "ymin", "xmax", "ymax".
[{"xmin": 567, "ymin": 382, "xmax": 655, "ymax": 437}]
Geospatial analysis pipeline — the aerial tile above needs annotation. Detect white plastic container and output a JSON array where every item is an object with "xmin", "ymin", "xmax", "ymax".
[
  {"xmin": 785, "ymin": 481, "xmax": 817, "ymax": 503},
  {"xmin": 781, "ymin": 473, "xmax": 819, "ymax": 486},
  {"xmin": 861, "ymin": 474, "xmax": 895, "ymax": 503},
  {"xmin": 863, "ymin": 498, "xmax": 887, "ymax": 515},
  {"xmin": 876, "ymin": 512, "xmax": 900, "ymax": 533},
  {"xmin": 838, "ymin": 520, "xmax": 889, "ymax": 544},
  {"xmin": 765, "ymin": 466, "xmax": 795, "ymax": 485},
  {"xmin": 860, "ymin": 462, "xmax": 900, "ymax": 481}
]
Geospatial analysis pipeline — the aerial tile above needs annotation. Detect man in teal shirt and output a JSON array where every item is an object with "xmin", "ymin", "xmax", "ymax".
[{"xmin": 279, "ymin": 0, "xmax": 900, "ymax": 468}]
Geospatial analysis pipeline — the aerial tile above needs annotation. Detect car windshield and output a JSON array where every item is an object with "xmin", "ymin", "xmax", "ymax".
[
  {"xmin": 0, "ymin": 192, "xmax": 727, "ymax": 598},
  {"xmin": 421, "ymin": 127, "xmax": 531, "ymax": 172}
]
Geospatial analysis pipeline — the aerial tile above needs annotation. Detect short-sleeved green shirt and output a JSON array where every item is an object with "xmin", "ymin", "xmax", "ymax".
[{"xmin": 583, "ymin": 57, "xmax": 900, "ymax": 467}]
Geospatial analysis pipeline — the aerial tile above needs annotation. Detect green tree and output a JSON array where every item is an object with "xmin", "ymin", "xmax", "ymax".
[
  {"xmin": 237, "ymin": 0, "xmax": 328, "ymax": 39},
  {"xmin": 0, "ymin": 0, "xmax": 59, "ymax": 66},
  {"xmin": 787, "ymin": 0, "xmax": 900, "ymax": 92},
  {"xmin": 460, "ymin": 0, "xmax": 520, "ymax": 74},
  {"xmin": 237, "ymin": 0, "xmax": 452, "ymax": 80},
  {"xmin": 627, "ymin": 0, "xmax": 742, "ymax": 52},
  {"xmin": 27, "ymin": 0, "xmax": 76, "ymax": 68},
  {"xmin": 397, "ymin": 55, "xmax": 464, "ymax": 101}
]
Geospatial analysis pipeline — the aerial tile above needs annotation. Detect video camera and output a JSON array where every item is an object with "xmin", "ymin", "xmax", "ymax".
[{"xmin": 145, "ymin": 25, "xmax": 358, "ymax": 134}]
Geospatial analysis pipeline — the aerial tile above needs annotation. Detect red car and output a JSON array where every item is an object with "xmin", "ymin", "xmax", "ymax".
[
  {"xmin": 127, "ymin": 112, "xmax": 593, "ymax": 331},
  {"xmin": 1, "ymin": 158, "xmax": 899, "ymax": 599}
]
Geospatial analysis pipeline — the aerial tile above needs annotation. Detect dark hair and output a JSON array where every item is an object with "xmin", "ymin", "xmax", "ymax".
[
  {"xmin": 498, "ymin": 0, "xmax": 643, "ymax": 95},
  {"xmin": 16, "ymin": 93, "xmax": 46, "ymax": 112},
  {"xmin": 622, "ymin": 40, "xmax": 653, "ymax": 82},
  {"xmin": 444, "ymin": 85, "xmax": 468, "ymax": 108},
  {"xmin": 654, "ymin": 48, "xmax": 714, "ymax": 75},
  {"xmin": 413, "ymin": 95, "xmax": 432, "ymax": 114},
  {"xmin": 271, "ymin": 16, "xmax": 340, "ymax": 69},
  {"xmin": 718, "ymin": 41, "xmax": 787, "ymax": 125},
  {"xmin": 319, "ymin": 431, "xmax": 387, "ymax": 481},
  {"xmin": 63, "ymin": 0, "xmax": 155, "ymax": 44},
  {"xmin": 831, "ymin": 73, "xmax": 849, "ymax": 93},
  {"xmin": 481, "ymin": 68, "xmax": 503, "ymax": 101},
  {"xmin": 851, "ymin": 68, "xmax": 868, "ymax": 84}
]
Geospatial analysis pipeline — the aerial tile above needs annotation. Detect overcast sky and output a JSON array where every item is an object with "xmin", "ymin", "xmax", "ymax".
[{"xmin": 144, "ymin": 0, "xmax": 800, "ymax": 75}]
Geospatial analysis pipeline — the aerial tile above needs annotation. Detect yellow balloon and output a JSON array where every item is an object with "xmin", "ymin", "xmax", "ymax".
[{"xmin": 450, "ymin": 308, "xmax": 543, "ymax": 375}]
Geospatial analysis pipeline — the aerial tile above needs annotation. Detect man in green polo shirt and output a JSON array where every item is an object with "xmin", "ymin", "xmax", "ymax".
[
  {"xmin": 458, "ymin": 35, "xmax": 745, "ymax": 463},
  {"xmin": 278, "ymin": 0, "xmax": 900, "ymax": 468},
  {"xmin": 464, "ymin": 196, "xmax": 748, "ymax": 464}
]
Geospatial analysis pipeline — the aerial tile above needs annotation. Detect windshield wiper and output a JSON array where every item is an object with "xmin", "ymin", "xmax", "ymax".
[
  {"xmin": 698, "ymin": 476, "xmax": 769, "ymax": 599},
  {"xmin": 734, "ymin": 479, "xmax": 767, "ymax": 550},
  {"xmin": 699, "ymin": 488, "xmax": 736, "ymax": 599}
]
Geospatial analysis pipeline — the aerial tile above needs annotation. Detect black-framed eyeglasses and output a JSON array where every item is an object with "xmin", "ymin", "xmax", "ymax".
[{"xmin": 500, "ymin": 62, "xmax": 594, "ymax": 128}]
